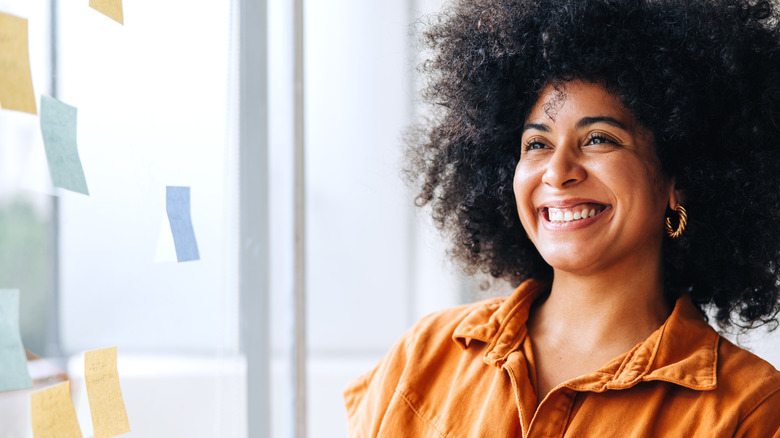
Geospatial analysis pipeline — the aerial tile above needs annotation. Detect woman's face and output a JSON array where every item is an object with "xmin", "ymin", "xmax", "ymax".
[{"xmin": 514, "ymin": 80, "xmax": 674, "ymax": 276}]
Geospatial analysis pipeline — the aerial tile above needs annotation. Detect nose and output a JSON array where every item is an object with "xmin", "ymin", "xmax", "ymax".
[{"xmin": 541, "ymin": 145, "xmax": 586, "ymax": 189}]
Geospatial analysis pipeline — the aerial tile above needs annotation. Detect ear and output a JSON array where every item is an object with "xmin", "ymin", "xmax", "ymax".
[{"xmin": 667, "ymin": 179, "xmax": 683, "ymax": 209}]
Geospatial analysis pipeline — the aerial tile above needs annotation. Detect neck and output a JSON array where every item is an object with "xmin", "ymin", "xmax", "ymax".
[{"xmin": 531, "ymin": 256, "xmax": 671, "ymax": 353}]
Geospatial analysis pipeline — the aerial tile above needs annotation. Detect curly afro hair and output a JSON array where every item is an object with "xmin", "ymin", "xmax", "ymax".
[{"xmin": 405, "ymin": 0, "xmax": 780, "ymax": 329}]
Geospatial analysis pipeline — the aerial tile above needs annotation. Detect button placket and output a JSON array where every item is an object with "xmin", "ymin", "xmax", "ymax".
[{"xmin": 526, "ymin": 388, "xmax": 576, "ymax": 438}]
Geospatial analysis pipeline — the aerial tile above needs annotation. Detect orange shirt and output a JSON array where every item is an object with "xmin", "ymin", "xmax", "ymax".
[{"xmin": 344, "ymin": 280, "xmax": 780, "ymax": 437}]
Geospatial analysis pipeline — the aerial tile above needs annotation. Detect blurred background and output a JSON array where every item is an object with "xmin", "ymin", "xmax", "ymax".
[{"xmin": 0, "ymin": 0, "xmax": 777, "ymax": 437}]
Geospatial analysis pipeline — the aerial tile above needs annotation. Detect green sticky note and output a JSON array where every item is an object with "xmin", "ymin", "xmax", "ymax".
[
  {"xmin": 40, "ymin": 96, "xmax": 89, "ymax": 195},
  {"xmin": 0, "ymin": 289, "xmax": 33, "ymax": 392}
]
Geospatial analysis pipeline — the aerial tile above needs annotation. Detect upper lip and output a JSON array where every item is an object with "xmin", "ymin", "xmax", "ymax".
[{"xmin": 536, "ymin": 198, "xmax": 609, "ymax": 210}]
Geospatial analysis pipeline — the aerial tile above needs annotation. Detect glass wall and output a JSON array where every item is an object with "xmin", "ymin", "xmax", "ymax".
[
  {"xmin": 56, "ymin": 0, "xmax": 244, "ymax": 435},
  {"xmin": 2, "ymin": 0, "xmax": 777, "ymax": 437},
  {"xmin": 1, "ymin": 0, "xmax": 245, "ymax": 436},
  {"xmin": 0, "ymin": 0, "xmax": 55, "ymax": 359}
]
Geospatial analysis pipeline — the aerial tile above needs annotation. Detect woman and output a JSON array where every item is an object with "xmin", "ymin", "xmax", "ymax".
[{"xmin": 345, "ymin": 0, "xmax": 780, "ymax": 436}]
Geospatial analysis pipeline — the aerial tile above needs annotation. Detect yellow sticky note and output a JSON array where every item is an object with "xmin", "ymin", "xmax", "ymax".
[
  {"xmin": 85, "ymin": 347, "xmax": 130, "ymax": 438},
  {"xmin": 89, "ymin": 0, "xmax": 124, "ymax": 25},
  {"xmin": 30, "ymin": 381, "xmax": 84, "ymax": 438},
  {"xmin": 0, "ymin": 13, "xmax": 37, "ymax": 114}
]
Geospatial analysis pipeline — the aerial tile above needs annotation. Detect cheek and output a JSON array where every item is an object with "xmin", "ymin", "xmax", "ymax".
[
  {"xmin": 602, "ymin": 160, "xmax": 669, "ymax": 219},
  {"xmin": 512, "ymin": 163, "xmax": 527, "ymax": 204},
  {"xmin": 513, "ymin": 163, "xmax": 537, "ymax": 227}
]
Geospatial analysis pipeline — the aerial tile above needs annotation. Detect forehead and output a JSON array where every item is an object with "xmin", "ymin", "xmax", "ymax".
[{"xmin": 526, "ymin": 81, "xmax": 634, "ymax": 125}]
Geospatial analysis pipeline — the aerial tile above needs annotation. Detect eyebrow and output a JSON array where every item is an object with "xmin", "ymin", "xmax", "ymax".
[
  {"xmin": 522, "ymin": 123, "xmax": 550, "ymax": 133},
  {"xmin": 576, "ymin": 116, "xmax": 627, "ymax": 130},
  {"xmin": 522, "ymin": 116, "xmax": 627, "ymax": 133}
]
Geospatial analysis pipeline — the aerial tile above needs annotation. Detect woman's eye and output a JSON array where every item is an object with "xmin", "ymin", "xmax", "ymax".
[
  {"xmin": 586, "ymin": 133, "xmax": 618, "ymax": 146},
  {"xmin": 524, "ymin": 141, "xmax": 548, "ymax": 151}
]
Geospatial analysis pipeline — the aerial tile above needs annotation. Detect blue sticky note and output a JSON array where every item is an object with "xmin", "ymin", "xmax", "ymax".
[
  {"xmin": 40, "ymin": 95, "xmax": 89, "ymax": 195},
  {"xmin": 0, "ymin": 289, "xmax": 33, "ymax": 392},
  {"xmin": 166, "ymin": 186, "xmax": 200, "ymax": 262}
]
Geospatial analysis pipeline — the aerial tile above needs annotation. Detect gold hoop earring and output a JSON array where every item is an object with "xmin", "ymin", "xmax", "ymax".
[{"xmin": 665, "ymin": 205, "xmax": 687, "ymax": 239}]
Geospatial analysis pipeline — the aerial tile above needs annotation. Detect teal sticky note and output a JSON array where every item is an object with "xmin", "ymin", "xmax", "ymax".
[
  {"xmin": 0, "ymin": 289, "xmax": 33, "ymax": 392},
  {"xmin": 40, "ymin": 95, "xmax": 89, "ymax": 195}
]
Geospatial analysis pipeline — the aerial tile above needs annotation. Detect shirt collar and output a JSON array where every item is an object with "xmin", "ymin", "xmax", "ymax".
[{"xmin": 452, "ymin": 279, "xmax": 719, "ymax": 391}]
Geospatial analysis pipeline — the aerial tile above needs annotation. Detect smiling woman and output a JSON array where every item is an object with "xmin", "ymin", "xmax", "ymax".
[
  {"xmin": 516, "ymin": 81, "xmax": 673, "ymax": 281},
  {"xmin": 344, "ymin": 0, "xmax": 780, "ymax": 436},
  {"xmin": 514, "ymin": 81, "xmax": 683, "ymax": 401}
]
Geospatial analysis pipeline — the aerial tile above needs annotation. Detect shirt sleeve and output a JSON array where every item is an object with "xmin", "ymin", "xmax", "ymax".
[
  {"xmin": 343, "ymin": 329, "xmax": 413, "ymax": 438},
  {"xmin": 733, "ymin": 386, "xmax": 780, "ymax": 438}
]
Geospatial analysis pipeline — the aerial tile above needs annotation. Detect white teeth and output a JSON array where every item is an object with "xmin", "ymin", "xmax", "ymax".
[{"xmin": 547, "ymin": 206, "xmax": 602, "ymax": 223}]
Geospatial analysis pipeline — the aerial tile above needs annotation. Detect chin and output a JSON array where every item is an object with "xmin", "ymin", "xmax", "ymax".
[{"xmin": 537, "ymin": 249, "xmax": 602, "ymax": 274}]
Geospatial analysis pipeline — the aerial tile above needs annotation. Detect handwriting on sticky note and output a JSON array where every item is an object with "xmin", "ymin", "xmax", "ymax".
[
  {"xmin": 89, "ymin": 0, "xmax": 124, "ymax": 25},
  {"xmin": 0, "ymin": 12, "xmax": 37, "ymax": 114},
  {"xmin": 30, "ymin": 381, "xmax": 83, "ymax": 438},
  {"xmin": 40, "ymin": 96, "xmax": 90, "ymax": 195},
  {"xmin": 84, "ymin": 347, "xmax": 130, "ymax": 438},
  {"xmin": 166, "ymin": 186, "xmax": 200, "ymax": 262},
  {"xmin": 0, "ymin": 289, "xmax": 33, "ymax": 392}
]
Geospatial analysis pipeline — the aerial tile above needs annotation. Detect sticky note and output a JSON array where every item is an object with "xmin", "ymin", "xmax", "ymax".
[
  {"xmin": 84, "ymin": 347, "xmax": 130, "ymax": 438},
  {"xmin": 0, "ymin": 289, "xmax": 33, "ymax": 392},
  {"xmin": 40, "ymin": 96, "xmax": 90, "ymax": 195},
  {"xmin": 166, "ymin": 186, "xmax": 200, "ymax": 262},
  {"xmin": 0, "ymin": 13, "xmax": 37, "ymax": 114},
  {"xmin": 89, "ymin": 0, "xmax": 124, "ymax": 25},
  {"xmin": 30, "ymin": 381, "xmax": 83, "ymax": 438}
]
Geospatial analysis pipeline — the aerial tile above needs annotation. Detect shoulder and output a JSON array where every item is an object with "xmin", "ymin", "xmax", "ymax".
[
  {"xmin": 715, "ymin": 336, "xmax": 780, "ymax": 435},
  {"xmin": 403, "ymin": 297, "xmax": 507, "ymax": 348},
  {"xmin": 359, "ymin": 296, "xmax": 507, "ymax": 382},
  {"xmin": 350, "ymin": 293, "xmax": 509, "ymax": 380},
  {"xmin": 404, "ymin": 279, "xmax": 550, "ymax": 354},
  {"xmin": 717, "ymin": 335, "xmax": 780, "ymax": 397},
  {"xmin": 342, "ymin": 296, "xmax": 507, "ymax": 436},
  {"xmin": 718, "ymin": 334, "xmax": 780, "ymax": 373}
]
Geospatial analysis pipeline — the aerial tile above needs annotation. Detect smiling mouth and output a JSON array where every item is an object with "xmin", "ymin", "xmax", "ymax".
[{"xmin": 542, "ymin": 203, "xmax": 608, "ymax": 223}]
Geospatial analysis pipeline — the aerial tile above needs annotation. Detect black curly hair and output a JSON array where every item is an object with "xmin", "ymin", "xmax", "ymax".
[{"xmin": 405, "ymin": 0, "xmax": 780, "ymax": 328}]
